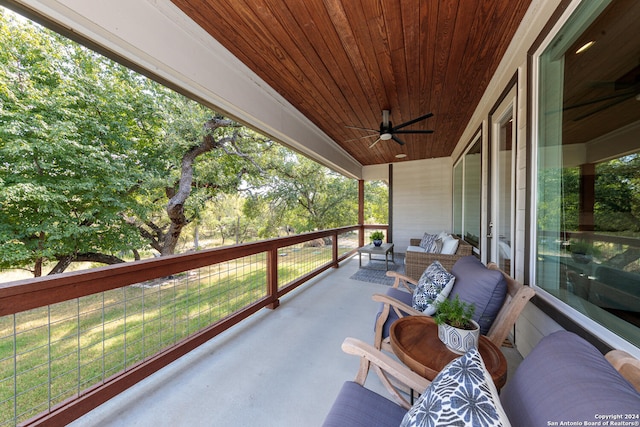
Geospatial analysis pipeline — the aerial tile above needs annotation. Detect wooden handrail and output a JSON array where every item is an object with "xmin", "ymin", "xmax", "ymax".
[{"xmin": 0, "ymin": 225, "xmax": 370, "ymax": 316}]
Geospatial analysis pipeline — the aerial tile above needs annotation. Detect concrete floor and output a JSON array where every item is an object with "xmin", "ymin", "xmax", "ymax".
[{"xmin": 69, "ymin": 255, "xmax": 522, "ymax": 427}]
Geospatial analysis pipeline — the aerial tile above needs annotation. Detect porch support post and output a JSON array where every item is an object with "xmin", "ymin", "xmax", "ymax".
[
  {"xmin": 579, "ymin": 163, "xmax": 595, "ymax": 232},
  {"xmin": 388, "ymin": 164, "xmax": 393, "ymax": 243},
  {"xmin": 267, "ymin": 248, "xmax": 280, "ymax": 309},
  {"xmin": 358, "ymin": 179, "xmax": 365, "ymax": 247}
]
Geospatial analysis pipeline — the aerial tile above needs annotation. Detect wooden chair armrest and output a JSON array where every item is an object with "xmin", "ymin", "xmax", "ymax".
[
  {"xmin": 385, "ymin": 270, "xmax": 417, "ymax": 292},
  {"xmin": 605, "ymin": 350, "xmax": 640, "ymax": 393},
  {"xmin": 372, "ymin": 293, "xmax": 425, "ymax": 317},
  {"xmin": 342, "ymin": 337, "xmax": 431, "ymax": 408}
]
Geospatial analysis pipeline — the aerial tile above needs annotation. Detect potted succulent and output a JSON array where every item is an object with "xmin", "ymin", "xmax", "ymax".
[
  {"xmin": 370, "ymin": 231, "xmax": 385, "ymax": 247},
  {"xmin": 434, "ymin": 295, "xmax": 479, "ymax": 354}
]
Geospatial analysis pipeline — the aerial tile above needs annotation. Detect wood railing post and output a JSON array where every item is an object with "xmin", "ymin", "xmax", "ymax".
[
  {"xmin": 332, "ymin": 232, "xmax": 339, "ymax": 268},
  {"xmin": 358, "ymin": 179, "xmax": 365, "ymax": 247},
  {"xmin": 267, "ymin": 248, "xmax": 280, "ymax": 309}
]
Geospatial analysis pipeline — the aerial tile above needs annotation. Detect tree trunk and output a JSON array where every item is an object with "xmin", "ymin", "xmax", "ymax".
[
  {"xmin": 48, "ymin": 252, "xmax": 125, "ymax": 275},
  {"xmin": 193, "ymin": 220, "xmax": 200, "ymax": 250},
  {"xmin": 162, "ymin": 116, "xmax": 235, "ymax": 256}
]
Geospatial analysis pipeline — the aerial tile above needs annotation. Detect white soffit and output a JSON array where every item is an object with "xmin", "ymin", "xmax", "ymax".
[{"xmin": 9, "ymin": 0, "xmax": 362, "ymax": 179}]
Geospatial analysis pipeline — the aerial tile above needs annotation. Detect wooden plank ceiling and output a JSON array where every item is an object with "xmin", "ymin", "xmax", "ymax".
[{"xmin": 171, "ymin": 0, "xmax": 531, "ymax": 166}]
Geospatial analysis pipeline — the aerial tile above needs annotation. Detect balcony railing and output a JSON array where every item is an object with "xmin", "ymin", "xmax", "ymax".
[{"xmin": 0, "ymin": 225, "xmax": 387, "ymax": 427}]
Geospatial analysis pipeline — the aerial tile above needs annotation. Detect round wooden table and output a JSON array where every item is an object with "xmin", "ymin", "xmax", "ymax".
[{"xmin": 390, "ymin": 316, "xmax": 508, "ymax": 390}]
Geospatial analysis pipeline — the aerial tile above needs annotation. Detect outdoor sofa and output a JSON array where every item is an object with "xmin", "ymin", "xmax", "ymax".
[
  {"xmin": 404, "ymin": 233, "xmax": 472, "ymax": 281},
  {"xmin": 322, "ymin": 330, "xmax": 640, "ymax": 426}
]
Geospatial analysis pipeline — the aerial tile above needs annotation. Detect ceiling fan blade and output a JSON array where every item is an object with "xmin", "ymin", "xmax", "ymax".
[
  {"xmin": 391, "ymin": 112, "xmax": 433, "ymax": 131},
  {"xmin": 564, "ymin": 90, "xmax": 636, "ymax": 111},
  {"xmin": 392, "ymin": 129, "xmax": 434, "ymax": 134},
  {"xmin": 344, "ymin": 134, "xmax": 379, "ymax": 142},
  {"xmin": 392, "ymin": 135, "xmax": 406, "ymax": 146},
  {"xmin": 346, "ymin": 125, "xmax": 378, "ymax": 132},
  {"xmin": 572, "ymin": 92, "xmax": 636, "ymax": 121},
  {"xmin": 369, "ymin": 138, "xmax": 381, "ymax": 148}
]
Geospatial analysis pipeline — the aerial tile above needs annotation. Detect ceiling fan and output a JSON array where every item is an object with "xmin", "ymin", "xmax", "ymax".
[
  {"xmin": 563, "ymin": 64, "xmax": 640, "ymax": 121},
  {"xmin": 347, "ymin": 110, "xmax": 434, "ymax": 148}
]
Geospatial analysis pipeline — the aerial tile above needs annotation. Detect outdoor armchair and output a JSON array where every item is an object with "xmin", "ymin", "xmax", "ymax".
[{"xmin": 373, "ymin": 261, "xmax": 536, "ymax": 354}]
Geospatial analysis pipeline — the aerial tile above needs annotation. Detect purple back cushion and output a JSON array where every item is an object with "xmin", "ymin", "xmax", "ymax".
[
  {"xmin": 501, "ymin": 331, "xmax": 640, "ymax": 427},
  {"xmin": 449, "ymin": 256, "xmax": 507, "ymax": 334}
]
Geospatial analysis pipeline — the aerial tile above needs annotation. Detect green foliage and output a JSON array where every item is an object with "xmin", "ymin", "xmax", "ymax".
[
  {"xmin": 434, "ymin": 295, "xmax": 476, "ymax": 330},
  {"xmin": 256, "ymin": 150, "xmax": 358, "ymax": 233},
  {"xmin": 538, "ymin": 154, "xmax": 640, "ymax": 237},
  {"xmin": 0, "ymin": 14, "xmax": 151, "ymax": 272},
  {"xmin": 369, "ymin": 231, "xmax": 384, "ymax": 241},
  {"xmin": 569, "ymin": 239, "xmax": 601, "ymax": 257},
  {"xmin": 364, "ymin": 180, "xmax": 389, "ymax": 224},
  {"xmin": 0, "ymin": 10, "xmax": 384, "ymax": 277}
]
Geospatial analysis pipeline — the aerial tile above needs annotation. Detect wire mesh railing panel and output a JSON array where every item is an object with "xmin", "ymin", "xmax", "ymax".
[
  {"xmin": 278, "ymin": 241, "xmax": 333, "ymax": 288},
  {"xmin": 0, "ymin": 254, "xmax": 268, "ymax": 427},
  {"xmin": 338, "ymin": 231, "xmax": 359, "ymax": 257}
]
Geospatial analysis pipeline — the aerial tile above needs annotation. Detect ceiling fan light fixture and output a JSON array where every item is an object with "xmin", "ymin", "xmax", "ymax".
[
  {"xmin": 395, "ymin": 153, "xmax": 407, "ymax": 158},
  {"xmin": 346, "ymin": 110, "xmax": 433, "ymax": 148},
  {"xmin": 575, "ymin": 40, "xmax": 595, "ymax": 54}
]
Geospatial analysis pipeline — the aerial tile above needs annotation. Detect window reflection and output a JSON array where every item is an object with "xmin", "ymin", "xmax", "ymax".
[
  {"xmin": 536, "ymin": 0, "xmax": 640, "ymax": 346},
  {"xmin": 453, "ymin": 137, "xmax": 482, "ymax": 251}
]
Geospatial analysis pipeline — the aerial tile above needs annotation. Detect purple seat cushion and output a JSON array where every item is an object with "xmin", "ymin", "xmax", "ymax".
[
  {"xmin": 375, "ymin": 287, "xmax": 413, "ymax": 339},
  {"xmin": 501, "ymin": 331, "xmax": 640, "ymax": 427},
  {"xmin": 322, "ymin": 381, "xmax": 406, "ymax": 427},
  {"xmin": 449, "ymin": 256, "xmax": 507, "ymax": 334}
]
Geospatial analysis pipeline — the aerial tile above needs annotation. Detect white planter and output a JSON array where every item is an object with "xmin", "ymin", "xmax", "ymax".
[{"xmin": 437, "ymin": 320, "xmax": 480, "ymax": 354}]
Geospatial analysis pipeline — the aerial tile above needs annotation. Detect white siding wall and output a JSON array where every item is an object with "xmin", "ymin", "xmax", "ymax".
[{"xmin": 392, "ymin": 159, "xmax": 453, "ymax": 253}]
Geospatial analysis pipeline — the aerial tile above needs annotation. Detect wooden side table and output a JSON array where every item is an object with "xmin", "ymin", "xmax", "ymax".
[{"xmin": 390, "ymin": 316, "xmax": 507, "ymax": 390}]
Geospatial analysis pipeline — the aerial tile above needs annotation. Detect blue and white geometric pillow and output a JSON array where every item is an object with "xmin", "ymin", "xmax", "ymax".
[
  {"xmin": 412, "ymin": 261, "xmax": 456, "ymax": 315},
  {"xmin": 419, "ymin": 233, "xmax": 438, "ymax": 252},
  {"xmin": 400, "ymin": 348, "xmax": 511, "ymax": 427}
]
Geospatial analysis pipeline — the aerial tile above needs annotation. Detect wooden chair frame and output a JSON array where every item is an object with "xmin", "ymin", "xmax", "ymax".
[{"xmin": 343, "ymin": 337, "xmax": 430, "ymax": 409}]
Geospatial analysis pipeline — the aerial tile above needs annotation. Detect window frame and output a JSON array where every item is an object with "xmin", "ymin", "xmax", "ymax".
[{"xmin": 528, "ymin": 0, "xmax": 640, "ymax": 355}]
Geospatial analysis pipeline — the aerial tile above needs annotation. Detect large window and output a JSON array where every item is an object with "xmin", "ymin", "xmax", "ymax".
[
  {"xmin": 535, "ymin": 0, "xmax": 640, "ymax": 346},
  {"xmin": 453, "ymin": 135, "xmax": 482, "ymax": 250}
]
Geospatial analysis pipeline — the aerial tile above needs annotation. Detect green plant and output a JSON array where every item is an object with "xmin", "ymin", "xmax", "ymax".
[
  {"xmin": 569, "ymin": 239, "xmax": 600, "ymax": 257},
  {"xmin": 434, "ymin": 295, "xmax": 476, "ymax": 330},
  {"xmin": 370, "ymin": 231, "xmax": 385, "ymax": 241}
]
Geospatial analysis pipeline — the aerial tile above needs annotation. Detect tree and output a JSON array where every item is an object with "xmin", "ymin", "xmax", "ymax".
[
  {"xmin": 0, "ymin": 13, "xmax": 153, "ymax": 275},
  {"xmin": 256, "ymin": 149, "xmax": 358, "ymax": 232},
  {"xmin": 364, "ymin": 180, "xmax": 389, "ymax": 224},
  {"xmin": 0, "ymin": 10, "xmax": 365, "ymax": 277},
  {"xmin": 594, "ymin": 155, "xmax": 640, "ymax": 232},
  {"xmin": 0, "ymin": 12, "xmax": 274, "ymax": 274}
]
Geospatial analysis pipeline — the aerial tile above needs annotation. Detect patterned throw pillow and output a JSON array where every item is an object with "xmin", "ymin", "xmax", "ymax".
[
  {"xmin": 400, "ymin": 348, "xmax": 511, "ymax": 427},
  {"xmin": 419, "ymin": 233, "xmax": 439, "ymax": 252},
  {"xmin": 412, "ymin": 261, "xmax": 455, "ymax": 315}
]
